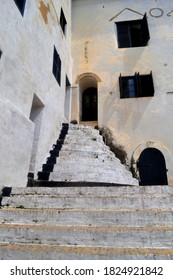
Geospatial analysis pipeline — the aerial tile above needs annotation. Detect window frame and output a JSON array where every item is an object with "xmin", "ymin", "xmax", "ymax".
[
  {"xmin": 116, "ymin": 13, "xmax": 150, "ymax": 48},
  {"xmin": 52, "ymin": 47, "xmax": 61, "ymax": 86},
  {"xmin": 119, "ymin": 72, "xmax": 154, "ymax": 99},
  {"xmin": 14, "ymin": 0, "xmax": 26, "ymax": 16}
]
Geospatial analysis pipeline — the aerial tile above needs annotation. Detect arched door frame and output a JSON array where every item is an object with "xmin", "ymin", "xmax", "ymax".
[
  {"xmin": 75, "ymin": 73, "xmax": 101, "ymax": 84},
  {"xmin": 132, "ymin": 142, "xmax": 172, "ymax": 185},
  {"xmin": 75, "ymin": 73, "xmax": 101, "ymax": 123}
]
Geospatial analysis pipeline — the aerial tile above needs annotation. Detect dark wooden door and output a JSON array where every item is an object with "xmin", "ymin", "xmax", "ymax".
[
  {"xmin": 139, "ymin": 148, "xmax": 168, "ymax": 185},
  {"xmin": 82, "ymin": 87, "xmax": 98, "ymax": 121}
]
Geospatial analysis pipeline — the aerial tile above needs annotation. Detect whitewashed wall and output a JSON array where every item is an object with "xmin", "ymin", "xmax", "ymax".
[
  {"xmin": 72, "ymin": 0, "xmax": 173, "ymax": 184},
  {"xmin": 0, "ymin": 0, "xmax": 72, "ymax": 187}
]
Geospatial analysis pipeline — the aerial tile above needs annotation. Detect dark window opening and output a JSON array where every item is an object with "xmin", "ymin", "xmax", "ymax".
[
  {"xmin": 116, "ymin": 13, "xmax": 150, "ymax": 48},
  {"xmin": 0, "ymin": 50, "xmax": 2, "ymax": 59},
  {"xmin": 60, "ymin": 8, "xmax": 67, "ymax": 35},
  {"xmin": 52, "ymin": 47, "xmax": 61, "ymax": 86},
  {"xmin": 119, "ymin": 72, "xmax": 154, "ymax": 99},
  {"xmin": 14, "ymin": 0, "xmax": 26, "ymax": 16}
]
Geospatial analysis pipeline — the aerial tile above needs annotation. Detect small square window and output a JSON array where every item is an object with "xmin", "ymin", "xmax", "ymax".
[
  {"xmin": 52, "ymin": 47, "xmax": 61, "ymax": 86},
  {"xmin": 60, "ymin": 8, "xmax": 67, "ymax": 35},
  {"xmin": 116, "ymin": 13, "xmax": 150, "ymax": 48},
  {"xmin": 119, "ymin": 72, "xmax": 154, "ymax": 98},
  {"xmin": 14, "ymin": 0, "xmax": 26, "ymax": 16}
]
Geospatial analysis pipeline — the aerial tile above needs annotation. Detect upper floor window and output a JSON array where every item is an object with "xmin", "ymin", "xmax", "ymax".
[
  {"xmin": 60, "ymin": 8, "xmax": 67, "ymax": 35},
  {"xmin": 52, "ymin": 47, "xmax": 61, "ymax": 86},
  {"xmin": 14, "ymin": 0, "xmax": 26, "ymax": 16},
  {"xmin": 116, "ymin": 14, "xmax": 150, "ymax": 48},
  {"xmin": 119, "ymin": 72, "xmax": 154, "ymax": 99}
]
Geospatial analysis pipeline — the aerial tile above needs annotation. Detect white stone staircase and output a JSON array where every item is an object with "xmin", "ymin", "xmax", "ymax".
[{"xmin": 49, "ymin": 124, "xmax": 138, "ymax": 185}]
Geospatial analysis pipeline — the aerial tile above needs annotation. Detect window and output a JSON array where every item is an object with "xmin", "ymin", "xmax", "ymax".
[
  {"xmin": 14, "ymin": 0, "xmax": 26, "ymax": 16},
  {"xmin": 60, "ymin": 8, "xmax": 67, "ymax": 35},
  {"xmin": 52, "ymin": 47, "xmax": 61, "ymax": 86},
  {"xmin": 119, "ymin": 72, "xmax": 154, "ymax": 99},
  {"xmin": 116, "ymin": 14, "xmax": 150, "ymax": 48}
]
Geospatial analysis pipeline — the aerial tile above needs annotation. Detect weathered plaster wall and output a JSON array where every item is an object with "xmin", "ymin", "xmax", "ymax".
[
  {"xmin": 72, "ymin": 0, "xmax": 173, "ymax": 184},
  {"xmin": 0, "ymin": 0, "xmax": 72, "ymax": 187}
]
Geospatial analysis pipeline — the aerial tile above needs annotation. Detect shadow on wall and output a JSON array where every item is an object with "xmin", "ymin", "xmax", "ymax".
[
  {"xmin": 102, "ymin": 82, "xmax": 119, "ymax": 125},
  {"xmin": 102, "ymin": 77, "xmax": 154, "ymax": 134}
]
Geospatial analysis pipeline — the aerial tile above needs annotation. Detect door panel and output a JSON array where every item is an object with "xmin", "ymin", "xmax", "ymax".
[
  {"xmin": 139, "ymin": 148, "xmax": 168, "ymax": 185},
  {"xmin": 82, "ymin": 87, "xmax": 98, "ymax": 121}
]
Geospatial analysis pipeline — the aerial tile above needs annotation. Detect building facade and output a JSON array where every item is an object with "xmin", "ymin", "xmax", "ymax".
[
  {"xmin": 71, "ymin": 0, "xmax": 173, "ymax": 185},
  {"xmin": 0, "ymin": 0, "xmax": 72, "ymax": 187},
  {"xmin": 0, "ymin": 0, "xmax": 173, "ymax": 187}
]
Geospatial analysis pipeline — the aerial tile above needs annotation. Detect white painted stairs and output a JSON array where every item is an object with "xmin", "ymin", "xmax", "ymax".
[
  {"xmin": 49, "ymin": 123, "xmax": 138, "ymax": 185},
  {"xmin": 0, "ymin": 185, "xmax": 173, "ymax": 259}
]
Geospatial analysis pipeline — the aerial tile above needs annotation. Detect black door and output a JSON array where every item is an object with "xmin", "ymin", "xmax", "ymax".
[
  {"xmin": 139, "ymin": 148, "xmax": 168, "ymax": 185},
  {"xmin": 82, "ymin": 87, "xmax": 98, "ymax": 121}
]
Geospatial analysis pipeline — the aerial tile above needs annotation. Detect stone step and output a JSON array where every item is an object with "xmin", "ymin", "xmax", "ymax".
[
  {"xmin": 68, "ymin": 124, "xmax": 99, "ymax": 132},
  {"xmin": 61, "ymin": 133, "xmax": 107, "ymax": 145},
  {"xmin": 2, "ymin": 193, "xmax": 173, "ymax": 210},
  {"xmin": 65, "ymin": 132, "xmax": 101, "ymax": 140},
  {"xmin": 49, "ymin": 170, "xmax": 138, "ymax": 184},
  {"xmin": 65, "ymin": 128, "xmax": 101, "ymax": 137},
  {"xmin": 64, "ymin": 136, "xmax": 103, "ymax": 144},
  {"xmin": 0, "ymin": 224, "xmax": 173, "ymax": 248},
  {"xmin": 1, "ymin": 185, "xmax": 173, "ymax": 196},
  {"xmin": 57, "ymin": 151, "xmax": 118, "ymax": 161},
  {"xmin": 58, "ymin": 149, "xmax": 115, "ymax": 159},
  {"xmin": 54, "ymin": 155, "xmax": 121, "ymax": 167},
  {"xmin": 50, "ymin": 164, "xmax": 132, "ymax": 176},
  {"xmin": 59, "ymin": 144, "xmax": 110, "ymax": 154},
  {"xmin": 1, "ymin": 243, "xmax": 172, "ymax": 260},
  {"xmin": 1, "ymin": 208, "xmax": 173, "ymax": 227}
]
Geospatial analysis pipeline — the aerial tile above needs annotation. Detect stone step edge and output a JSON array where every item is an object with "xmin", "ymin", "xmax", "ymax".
[
  {"xmin": 2, "ymin": 194, "xmax": 173, "ymax": 199},
  {"xmin": 1, "ymin": 208, "xmax": 173, "ymax": 213},
  {"xmin": 1, "ymin": 224, "xmax": 173, "ymax": 232},
  {"xmin": 33, "ymin": 181, "xmax": 136, "ymax": 187},
  {"xmin": 2, "ymin": 185, "xmax": 172, "ymax": 193},
  {"xmin": 0, "ymin": 243, "xmax": 173, "ymax": 256}
]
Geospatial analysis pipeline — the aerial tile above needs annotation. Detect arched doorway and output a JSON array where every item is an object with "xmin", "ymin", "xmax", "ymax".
[
  {"xmin": 82, "ymin": 87, "xmax": 98, "ymax": 121},
  {"xmin": 73, "ymin": 73, "xmax": 101, "ymax": 124},
  {"xmin": 138, "ymin": 148, "xmax": 168, "ymax": 185}
]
